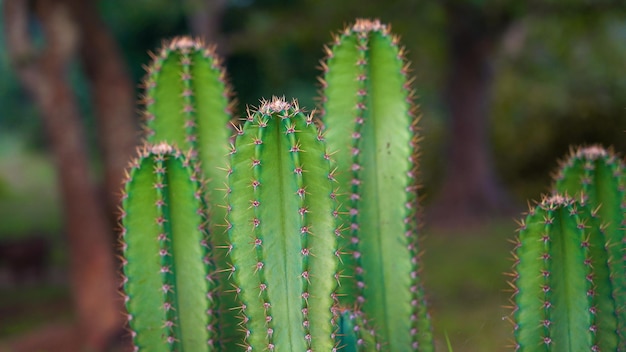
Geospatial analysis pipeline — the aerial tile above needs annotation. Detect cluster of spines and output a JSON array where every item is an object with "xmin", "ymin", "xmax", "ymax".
[
  {"xmin": 320, "ymin": 18, "xmax": 431, "ymax": 351},
  {"xmin": 226, "ymin": 97, "xmax": 339, "ymax": 351},
  {"xmin": 139, "ymin": 36, "xmax": 241, "ymax": 348},
  {"xmin": 120, "ymin": 143, "xmax": 217, "ymax": 351},
  {"xmin": 509, "ymin": 195, "xmax": 599, "ymax": 351},
  {"xmin": 553, "ymin": 145, "xmax": 626, "ymax": 349}
]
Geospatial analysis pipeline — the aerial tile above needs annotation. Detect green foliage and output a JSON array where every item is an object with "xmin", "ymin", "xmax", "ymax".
[
  {"xmin": 492, "ymin": 16, "xmax": 626, "ymax": 200},
  {"xmin": 320, "ymin": 19, "xmax": 433, "ymax": 351}
]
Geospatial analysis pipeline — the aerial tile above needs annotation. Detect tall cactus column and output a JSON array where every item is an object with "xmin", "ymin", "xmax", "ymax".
[
  {"xmin": 226, "ymin": 97, "xmax": 339, "ymax": 351},
  {"xmin": 120, "ymin": 143, "xmax": 216, "ymax": 351},
  {"xmin": 141, "ymin": 37, "xmax": 239, "ymax": 347},
  {"xmin": 320, "ymin": 19, "xmax": 432, "ymax": 351}
]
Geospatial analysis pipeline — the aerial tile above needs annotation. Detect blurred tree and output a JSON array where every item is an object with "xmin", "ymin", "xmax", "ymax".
[
  {"xmin": 492, "ymin": 8, "xmax": 626, "ymax": 199},
  {"xmin": 65, "ymin": 0, "xmax": 137, "ymax": 218},
  {"xmin": 428, "ymin": 0, "xmax": 523, "ymax": 224},
  {"xmin": 2, "ymin": 0, "xmax": 135, "ymax": 349},
  {"xmin": 428, "ymin": 0, "xmax": 626, "ymax": 225},
  {"xmin": 184, "ymin": 0, "xmax": 228, "ymax": 50}
]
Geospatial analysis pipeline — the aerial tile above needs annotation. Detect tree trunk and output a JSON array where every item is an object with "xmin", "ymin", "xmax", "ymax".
[
  {"xmin": 3, "ymin": 0, "xmax": 122, "ymax": 349},
  {"xmin": 65, "ymin": 0, "xmax": 138, "ymax": 219},
  {"xmin": 428, "ymin": 4, "xmax": 515, "ymax": 226},
  {"xmin": 184, "ymin": 0, "xmax": 228, "ymax": 52}
]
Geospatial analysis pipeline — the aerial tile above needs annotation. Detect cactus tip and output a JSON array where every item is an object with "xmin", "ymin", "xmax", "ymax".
[
  {"xmin": 541, "ymin": 194, "xmax": 572, "ymax": 207},
  {"xmin": 351, "ymin": 18, "xmax": 385, "ymax": 33},
  {"xmin": 258, "ymin": 96, "xmax": 293, "ymax": 115},
  {"xmin": 575, "ymin": 145, "xmax": 608, "ymax": 160},
  {"xmin": 168, "ymin": 36, "xmax": 202, "ymax": 50},
  {"xmin": 150, "ymin": 142, "xmax": 175, "ymax": 155}
]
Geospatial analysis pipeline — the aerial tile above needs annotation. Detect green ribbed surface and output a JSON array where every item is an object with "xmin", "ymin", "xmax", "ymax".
[
  {"xmin": 512, "ymin": 196, "xmax": 596, "ymax": 351},
  {"xmin": 553, "ymin": 145, "xmax": 626, "ymax": 350},
  {"xmin": 121, "ymin": 143, "xmax": 215, "ymax": 351},
  {"xmin": 321, "ymin": 19, "xmax": 432, "ymax": 351},
  {"xmin": 335, "ymin": 309, "xmax": 379, "ymax": 352},
  {"xmin": 142, "ymin": 37, "xmax": 239, "ymax": 349},
  {"xmin": 226, "ymin": 97, "xmax": 338, "ymax": 351}
]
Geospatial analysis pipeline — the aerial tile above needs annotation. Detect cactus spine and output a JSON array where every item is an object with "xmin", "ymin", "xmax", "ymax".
[
  {"xmin": 141, "ymin": 37, "xmax": 241, "ymax": 347},
  {"xmin": 553, "ymin": 145, "xmax": 626, "ymax": 349},
  {"xmin": 226, "ymin": 97, "xmax": 339, "ymax": 351},
  {"xmin": 510, "ymin": 195, "xmax": 600, "ymax": 351},
  {"xmin": 120, "ymin": 143, "xmax": 216, "ymax": 351},
  {"xmin": 320, "ymin": 19, "xmax": 432, "ymax": 351}
]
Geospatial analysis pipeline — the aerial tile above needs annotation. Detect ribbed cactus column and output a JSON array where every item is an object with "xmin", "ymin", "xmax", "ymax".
[
  {"xmin": 226, "ymin": 97, "xmax": 339, "ymax": 351},
  {"xmin": 141, "ymin": 36, "xmax": 239, "ymax": 347},
  {"xmin": 510, "ymin": 195, "xmax": 598, "ymax": 351},
  {"xmin": 553, "ymin": 145, "xmax": 626, "ymax": 349},
  {"xmin": 120, "ymin": 143, "xmax": 216, "ymax": 351},
  {"xmin": 320, "ymin": 18, "xmax": 432, "ymax": 351}
]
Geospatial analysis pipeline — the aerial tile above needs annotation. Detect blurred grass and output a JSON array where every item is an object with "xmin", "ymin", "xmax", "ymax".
[
  {"xmin": 0, "ymin": 134, "xmax": 62, "ymax": 237},
  {"xmin": 0, "ymin": 137, "xmax": 73, "ymax": 343},
  {"xmin": 422, "ymin": 219, "xmax": 517, "ymax": 352},
  {"xmin": 0, "ymin": 285, "xmax": 72, "ymax": 338}
]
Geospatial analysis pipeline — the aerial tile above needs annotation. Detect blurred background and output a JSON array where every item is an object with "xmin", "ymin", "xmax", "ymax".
[{"xmin": 0, "ymin": 0, "xmax": 624, "ymax": 350}]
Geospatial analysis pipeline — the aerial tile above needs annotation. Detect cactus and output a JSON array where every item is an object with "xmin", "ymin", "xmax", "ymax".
[
  {"xmin": 509, "ymin": 195, "xmax": 603, "ymax": 351},
  {"xmin": 120, "ymin": 143, "xmax": 216, "ymax": 351},
  {"xmin": 225, "ymin": 97, "xmax": 339, "ymax": 351},
  {"xmin": 319, "ymin": 18, "xmax": 432, "ymax": 351},
  {"xmin": 553, "ymin": 145, "xmax": 626, "ymax": 349},
  {"xmin": 333, "ymin": 308, "xmax": 379, "ymax": 352},
  {"xmin": 140, "ymin": 36, "xmax": 241, "ymax": 347}
]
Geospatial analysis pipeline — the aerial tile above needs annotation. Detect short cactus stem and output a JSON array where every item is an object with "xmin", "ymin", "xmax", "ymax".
[
  {"xmin": 553, "ymin": 145, "xmax": 626, "ymax": 349},
  {"xmin": 120, "ymin": 143, "xmax": 216, "ymax": 351},
  {"xmin": 141, "ymin": 36, "xmax": 239, "ymax": 347},
  {"xmin": 333, "ymin": 308, "xmax": 379, "ymax": 352},
  {"xmin": 320, "ymin": 18, "xmax": 432, "ymax": 351},
  {"xmin": 226, "ymin": 97, "xmax": 339, "ymax": 351},
  {"xmin": 510, "ymin": 195, "xmax": 599, "ymax": 351}
]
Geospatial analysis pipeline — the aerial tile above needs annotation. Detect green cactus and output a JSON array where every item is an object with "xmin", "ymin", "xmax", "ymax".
[
  {"xmin": 140, "ymin": 36, "xmax": 241, "ymax": 347},
  {"xmin": 319, "ymin": 18, "xmax": 432, "ymax": 351},
  {"xmin": 334, "ymin": 308, "xmax": 379, "ymax": 352},
  {"xmin": 510, "ymin": 195, "xmax": 602, "ymax": 351},
  {"xmin": 553, "ymin": 145, "xmax": 626, "ymax": 349},
  {"xmin": 225, "ymin": 97, "xmax": 339, "ymax": 351},
  {"xmin": 120, "ymin": 143, "xmax": 216, "ymax": 351}
]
